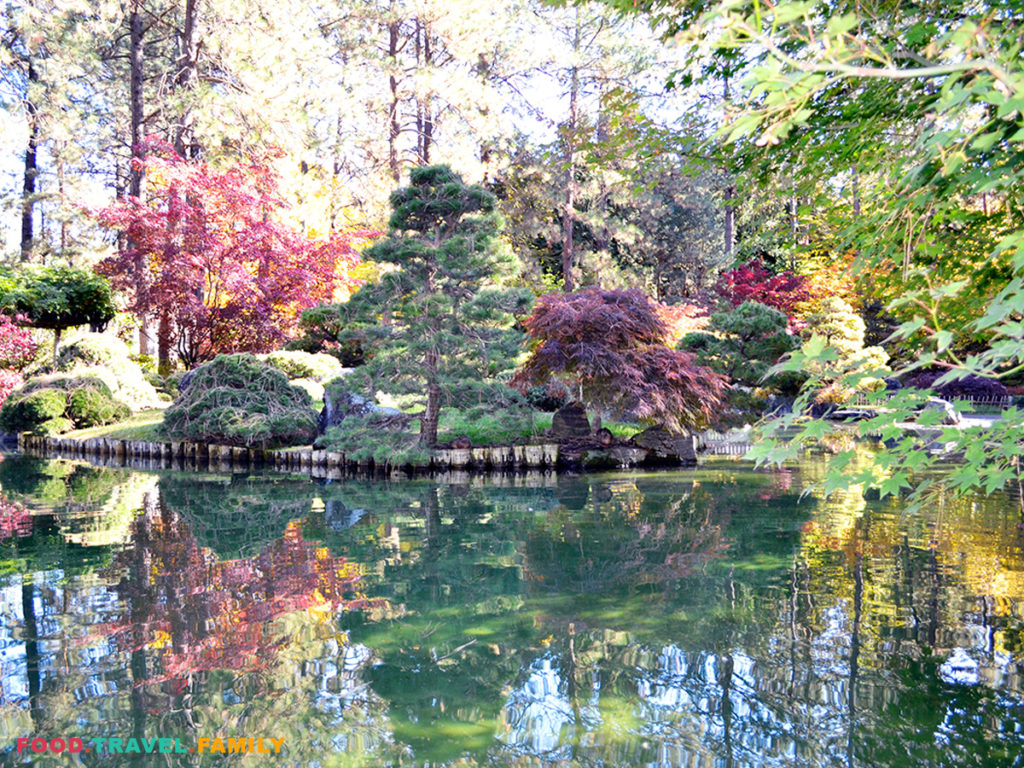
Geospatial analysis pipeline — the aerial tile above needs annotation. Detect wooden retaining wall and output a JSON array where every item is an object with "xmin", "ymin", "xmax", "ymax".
[{"xmin": 15, "ymin": 433, "xmax": 561, "ymax": 477}]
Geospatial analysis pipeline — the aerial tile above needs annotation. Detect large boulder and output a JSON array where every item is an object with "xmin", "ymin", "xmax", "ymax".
[
  {"xmin": 550, "ymin": 403, "xmax": 591, "ymax": 438},
  {"xmin": 631, "ymin": 426, "xmax": 697, "ymax": 465},
  {"xmin": 918, "ymin": 396, "xmax": 961, "ymax": 426},
  {"xmin": 318, "ymin": 388, "xmax": 405, "ymax": 433}
]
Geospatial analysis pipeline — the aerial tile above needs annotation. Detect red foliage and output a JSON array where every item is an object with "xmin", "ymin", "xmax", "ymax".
[
  {"xmin": 0, "ymin": 313, "xmax": 37, "ymax": 370},
  {"xmin": 656, "ymin": 301, "xmax": 711, "ymax": 345},
  {"xmin": 717, "ymin": 259, "xmax": 810, "ymax": 317},
  {"xmin": 0, "ymin": 313, "xmax": 34, "ymax": 408},
  {"xmin": 514, "ymin": 288, "xmax": 726, "ymax": 432},
  {"xmin": 96, "ymin": 140, "xmax": 375, "ymax": 366},
  {"xmin": 0, "ymin": 370, "xmax": 23, "ymax": 410},
  {"xmin": 103, "ymin": 511, "xmax": 382, "ymax": 684}
]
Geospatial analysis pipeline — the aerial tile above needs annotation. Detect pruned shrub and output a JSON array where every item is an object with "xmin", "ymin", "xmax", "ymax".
[
  {"xmin": 260, "ymin": 350, "xmax": 344, "ymax": 382},
  {"xmin": 0, "ymin": 374, "xmax": 129, "ymax": 434},
  {"xmin": 35, "ymin": 417, "xmax": 75, "ymax": 436},
  {"xmin": 55, "ymin": 332, "xmax": 163, "ymax": 410},
  {"xmin": 161, "ymin": 354, "xmax": 318, "ymax": 448},
  {"xmin": 906, "ymin": 371, "xmax": 1009, "ymax": 400},
  {"xmin": 68, "ymin": 387, "xmax": 131, "ymax": 428},
  {"xmin": 0, "ymin": 389, "xmax": 66, "ymax": 431}
]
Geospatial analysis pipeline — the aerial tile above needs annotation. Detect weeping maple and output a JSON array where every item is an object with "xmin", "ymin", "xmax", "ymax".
[
  {"xmin": 514, "ymin": 288, "xmax": 726, "ymax": 432},
  {"xmin": 96, "ymin": 141, "xmax": 372, "ymax": 369}
]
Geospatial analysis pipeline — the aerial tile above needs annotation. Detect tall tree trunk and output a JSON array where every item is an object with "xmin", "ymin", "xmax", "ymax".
[
  {"xmin": 129, "ymin": 2, "xmax": 145, "ymax": 199},
  {"xmin": 388, "ymin": 21, "xmax": 401, "ymax": 183},
  {"xmin": 129, "ymin": 0, "xmax": 152, "ymax": 356},
  {"xmin": 414, "ymin": 21, "xmax": 423, "ymax": 161},
  {"xmin": 20, "ymin": 60, "xmax": 38, "ymax": 262},
  {"xmin": 57, "ymin": 146, "xmax": 67, "ymax": 256},
  {"xmin": 561, "ymin": 11, "xmax": 581, "ymax": 292},
  {"xmin": 476, "ymin": 53, "xmax": 492, "ymax": 176},
  {"xmin": 421, "ymin": 372, "xmax": 441, "ymax": 446},
  {"xmin": 421, "ymin": 25, "xmax": 432, "ymax": 163},
  {"xmin": 852, "ymin": 164, "xmax": 861, "ymax": 218},
  {"xmin": 722, "ymin": 74, "xmax": 735, "ymax": 259},
  {"xmin": 172, "ymin": 0, "xmax": 200, "ymax": 158}
]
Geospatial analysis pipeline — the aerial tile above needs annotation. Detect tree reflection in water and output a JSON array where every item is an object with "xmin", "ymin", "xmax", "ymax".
[{"xmin": 0, "ymin": 455, "xmax": 1023, "ymax": 767}]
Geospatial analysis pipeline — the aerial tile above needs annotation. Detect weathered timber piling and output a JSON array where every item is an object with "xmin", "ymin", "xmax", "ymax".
[{"xmin": 15, "ymin": 434, "xmax": 561, "ymax": 477}]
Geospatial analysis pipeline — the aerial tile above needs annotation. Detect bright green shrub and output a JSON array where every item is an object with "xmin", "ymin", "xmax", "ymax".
[
  {"xmin": 290, "ymin": 378, "xmax": 325, "ymax": 403},
  {"xmin": 161, "ymin": 354, "xmax": 317, "ymax": 448},
  {"xmin": 0, "ymin": 389, "xmax": 66, "ymax": 432},
  {"xmin": 260, "ymin": 350, "xmax": 344, "ymax": 382},
  {"xmin": 315, "ymin": 414, "xmax": 429, "ymax": 466},
  {"xmin": 0, "ymin": 373, "xmax": 131, "ymax": 435},
  {"xmin": 35, "ymin": 417, "xmax": 75, "ymax": 435},
  {"xmin": 68, "ymin": 387, "xmax": 131, "ymax": 428},
  {"xmin": 55, "ymin": 333, "xmax": 162, "ymax": 410}
]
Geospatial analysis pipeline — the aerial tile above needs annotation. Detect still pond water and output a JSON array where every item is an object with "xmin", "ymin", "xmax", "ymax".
[{"xmin": 0, "ymin": 452, "xmax": 1023, "ymax": 767}]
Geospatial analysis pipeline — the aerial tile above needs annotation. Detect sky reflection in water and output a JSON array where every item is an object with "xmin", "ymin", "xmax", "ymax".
[{"xmin": 1, "ymin": 452, "xmax": 1023, "ymax": 767}]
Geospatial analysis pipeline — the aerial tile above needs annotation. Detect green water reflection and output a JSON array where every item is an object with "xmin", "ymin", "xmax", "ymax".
[{"xmin": 1, "ymin": 452, "xmax": 1023, "ymax": 767}]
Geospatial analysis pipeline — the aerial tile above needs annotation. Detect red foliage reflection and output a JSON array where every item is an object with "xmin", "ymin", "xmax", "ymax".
[
  {"xmin": 0, "ymin": 494, "xmax": 33, "ymax": 541},
  {"xmin": 103, "ymin": 507, "xmax": 377, "ymax": 683}
]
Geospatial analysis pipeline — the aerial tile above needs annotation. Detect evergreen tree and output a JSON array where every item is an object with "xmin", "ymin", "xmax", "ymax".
[
  {"xmin": 341, "ymin": 165, "xmax": 533, "ymax": 446},
  {"xmin": 680, "ymin": 301, "xmax": 795, "ymax": 388}
]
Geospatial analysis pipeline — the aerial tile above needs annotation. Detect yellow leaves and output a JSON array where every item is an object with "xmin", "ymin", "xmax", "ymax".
[{"xmin": 148, "ymin": 630, "xmax": 172, "ymax": 650}]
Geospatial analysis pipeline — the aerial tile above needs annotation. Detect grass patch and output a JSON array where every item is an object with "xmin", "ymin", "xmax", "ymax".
[
  {"xmin": 63, "ymin": 409, "xmax": 166, "ymax": 441},
  {"xmin": 435, "ymin": 409, "xmax": 642, "ymax": 444},
  {"xmin": 436, "ymin": 409, "xmax": 552, "ymax": 445}
]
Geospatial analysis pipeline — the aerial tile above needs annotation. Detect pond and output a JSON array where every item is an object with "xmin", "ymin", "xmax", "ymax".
[{"xmin": 1, "ymin": 451, "xmax": 1023, "ymax": 767}]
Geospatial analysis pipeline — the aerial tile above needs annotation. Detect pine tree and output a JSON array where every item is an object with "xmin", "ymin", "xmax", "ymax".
[{"xmin": 342, "ymin": 165, "xmax": 533, "ymax": 446}]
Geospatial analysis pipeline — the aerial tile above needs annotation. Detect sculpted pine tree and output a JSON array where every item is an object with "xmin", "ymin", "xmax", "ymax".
[{"xmin": 343, "ymin": 165, "xmax": 532, "ymax": 446}]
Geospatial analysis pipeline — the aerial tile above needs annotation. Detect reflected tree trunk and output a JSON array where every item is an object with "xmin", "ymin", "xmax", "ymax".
[
  {"xmin": 847, "ymin": 552, "xmax": 863, "ymax": 768},
  {"xmin": 719, "ymin": 651, "xmax": 734, "ymax": 768},
  {"xmin": 21, "ymin": 576, "xmax": 42, "ymax": 729}
]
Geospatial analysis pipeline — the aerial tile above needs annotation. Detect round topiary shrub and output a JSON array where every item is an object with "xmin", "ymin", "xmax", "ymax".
[
  {"xmin": 55, "ymin": 332, "xmax": 163, "ymax": 410},
  {"xmin": 0, "ymin": 388, "xmax": 66, "ymax": 432},
  {"xmin": 35, "ymin": 416, "xmax": 75, "ymax": 436},
  {"xmin": 161, "ymin": 354, "xmax": 318, "ymax": 448},
  {"xmin": 0, "ymin": 373, "xmax": 132, "ymax": 435},
  {"xmin": 68, "ymin": 387, "xmax": 131, "ymax": 428}
]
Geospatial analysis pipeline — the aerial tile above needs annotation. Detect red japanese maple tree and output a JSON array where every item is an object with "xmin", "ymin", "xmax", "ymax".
[
  {"xmin": 0, "ymin": 313, "xmax": 38, "ymax": 407},
  {"xmin": 96, "ymin": 140, "xmax": 373, "ymax": 367},
  {"xmin": 514, "ymin": 288, "xmax": 726, "ymax": 432},
  {"xmin": 717, "ymin": 259, "xmax": 809, "ymax": 318}
]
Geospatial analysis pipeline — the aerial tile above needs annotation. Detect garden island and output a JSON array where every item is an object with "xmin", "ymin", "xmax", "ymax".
[{"xmin": 1, "ymin": 1, "xmax": 1023, "ymax": 765}]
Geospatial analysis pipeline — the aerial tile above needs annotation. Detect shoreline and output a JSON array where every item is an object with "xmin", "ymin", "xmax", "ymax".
[{"xmin": 11, "ymin": 432, "xmax": 708, "ymax": 478}]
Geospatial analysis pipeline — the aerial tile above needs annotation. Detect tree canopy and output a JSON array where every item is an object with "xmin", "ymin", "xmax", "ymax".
[{"xmin": 339, "ymin": 165, "xmax": 533, "ymax": 446}]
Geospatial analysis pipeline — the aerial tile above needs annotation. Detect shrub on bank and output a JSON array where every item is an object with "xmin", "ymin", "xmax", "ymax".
[
  {"xmin": 315, "ymin": 414, "xmax": 429, "ymax": 466},
  {"xmin": 260, "ymin": 350, "xmax": 344, "ymax": 382},
  {"xmin": 161, "ymin": 354, "xmax": 317, "ymax": 449},
  {"xmin": 0, "ymin": 374, "xmax": 130, "ymax": 435},
  {"xmin": 54, "ymin": 333, "xmax": 163, "ymax": 410}
]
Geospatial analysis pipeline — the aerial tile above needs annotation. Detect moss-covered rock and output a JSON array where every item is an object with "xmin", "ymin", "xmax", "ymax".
[{"xmin": 161, "ymin": 354, "xmax": 318, "ymax": 448}]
